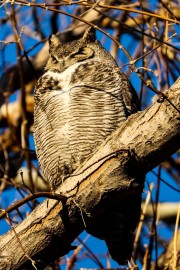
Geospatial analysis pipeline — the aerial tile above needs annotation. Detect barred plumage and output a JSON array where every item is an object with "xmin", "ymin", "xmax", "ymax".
[{"xmin": 34, "ymin": 27, "xmax": 141, "ymax": 265}]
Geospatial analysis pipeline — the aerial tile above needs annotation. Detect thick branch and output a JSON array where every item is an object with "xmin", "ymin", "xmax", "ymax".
[{"xmin": 0, "ymin": 78, "xmax": 179, "ymax": 269}]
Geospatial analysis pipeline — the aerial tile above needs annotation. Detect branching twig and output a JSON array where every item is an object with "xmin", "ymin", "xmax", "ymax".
[{"xmin": 0, "ymin": 192, "xmax": 67, "ymax": 219}]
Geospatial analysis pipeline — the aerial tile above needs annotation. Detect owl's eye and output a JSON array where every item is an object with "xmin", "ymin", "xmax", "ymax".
[{"xmin": 51, "ymin": 55, "xmax": 58, "ymax": 64}]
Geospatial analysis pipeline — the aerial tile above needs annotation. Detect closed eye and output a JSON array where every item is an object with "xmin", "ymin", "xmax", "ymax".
[{"xmin": 51, "ymin": 55, "xmax": 58, "ymax": 64}]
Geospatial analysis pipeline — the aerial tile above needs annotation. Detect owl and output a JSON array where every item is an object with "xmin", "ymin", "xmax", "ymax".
[{"xmin": 34, "ymin": 27, "xmax": 141, "ymax": 265}]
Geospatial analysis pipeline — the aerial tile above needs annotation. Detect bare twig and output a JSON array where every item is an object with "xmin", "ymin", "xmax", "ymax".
[
  {"xmin": 5, "ymin": 213, "xmax": 38, "ymax": 270},
  {"xmin": 0, "ymin": 192, "xmax": 67, "ymax": 219},
  {"xmin": 172, "ymin": 203, "xmax": 180, "ymax": 269}
]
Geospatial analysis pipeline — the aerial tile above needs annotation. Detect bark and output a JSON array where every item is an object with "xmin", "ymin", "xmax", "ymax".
[{"xmin": 0, "ymin": 78, "xmax": 179, "ymax": 269}]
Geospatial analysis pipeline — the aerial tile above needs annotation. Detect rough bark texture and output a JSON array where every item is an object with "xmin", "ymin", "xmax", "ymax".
[{"xmin": 0, "ymin": 78, "xmax": 179, "ymax": 269}]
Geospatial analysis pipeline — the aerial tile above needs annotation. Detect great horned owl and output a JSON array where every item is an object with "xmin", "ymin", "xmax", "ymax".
[{"xmin": 34, "ymin": 27, "xmax": 141, "ymax": 265}]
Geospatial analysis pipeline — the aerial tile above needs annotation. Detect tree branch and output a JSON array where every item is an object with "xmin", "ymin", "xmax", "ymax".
[{"xmin": 0, "ymin": 78, "xmax": 179, "ymax": 269}]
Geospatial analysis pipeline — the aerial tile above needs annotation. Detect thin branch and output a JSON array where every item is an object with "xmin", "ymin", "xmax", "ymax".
[
  {"xmin": 5, "ymin": 3, "xmax": 35, "ymax": 193},
  {"xmin": 77, "ymin": 237, "xmax": 104, "ymax": 268},
  {"xmin": 13, "ymin": 1, "xmax": 180, "ymax": 24},
  {"xmin": 133, "ymin": 183, "xmax": 153, "ymax": 260},
  {"xmin": 0, "ymin": 192, "xmax": 67, "ymax": 219},
  {"xmin": 5, "ymin": 213, "xmax": 38, "ymax": 270},
  {"xmin": 173, "ymin": 203, "xmax": 180, "ymax": 269}
]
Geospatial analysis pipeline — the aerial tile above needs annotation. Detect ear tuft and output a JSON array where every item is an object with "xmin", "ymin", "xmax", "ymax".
[
  {"xmin": 49, "ymin": 34, "xmax": 61, "ymax": 51},
  {"xmin": 73, "ymin": 47, "xmax": 94, "ymax": 61},
  {"xmin": 82, "ymin": 27, "xmax": 96, "ymax": 43}
]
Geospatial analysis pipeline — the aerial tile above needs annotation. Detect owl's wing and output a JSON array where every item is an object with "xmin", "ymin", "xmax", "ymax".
[{"xmin": 117, "ymin": 69, "xmax": 141, "ymax": 115}]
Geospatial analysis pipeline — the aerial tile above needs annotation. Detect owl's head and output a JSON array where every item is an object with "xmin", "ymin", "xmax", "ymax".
[{"xmin": 46, "ymin": 27, "xmax": 98, "ymax": 72}]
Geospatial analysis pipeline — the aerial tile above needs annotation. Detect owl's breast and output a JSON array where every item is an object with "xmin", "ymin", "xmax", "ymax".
[{"xmin": 34, "ymin": 60, "xmax": 127, "ymax": 188}]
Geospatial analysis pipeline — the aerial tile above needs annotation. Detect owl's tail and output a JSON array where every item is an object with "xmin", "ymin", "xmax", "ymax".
[{"xmin": 86, "ymin": 194, "xmax": 141, "ymax": 265}]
